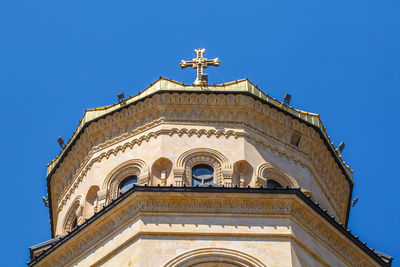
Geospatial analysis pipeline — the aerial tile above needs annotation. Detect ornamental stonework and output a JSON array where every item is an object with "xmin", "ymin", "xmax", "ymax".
[
  {"xmin": 35, "ymin": 192, "xmax": 378, "ymax": 267},
  {"xmin": 50, "ymin": 92, "xmax": 351, "ymax": 228},
  {"xmin": 27, "ymin": 52, "xmax": 391, "ymax": 266}
]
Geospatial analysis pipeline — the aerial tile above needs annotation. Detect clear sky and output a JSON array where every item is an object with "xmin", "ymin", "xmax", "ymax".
[{"xmin": 0, "ymin": 0, "xmax": 399, "ymax": 266}]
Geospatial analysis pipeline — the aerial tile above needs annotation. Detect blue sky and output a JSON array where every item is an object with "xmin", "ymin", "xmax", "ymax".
[{"xmin": 0, "ymin": 0, "xmax": 399, "ymax": 266}]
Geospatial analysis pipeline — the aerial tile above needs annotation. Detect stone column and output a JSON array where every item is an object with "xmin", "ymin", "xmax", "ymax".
[
  {"xmin": 138, "ymin": 172, "xmax": 150, "ymax": 185},
  {"xmin": 97, "ymin": 189, "xmax": 108, "ymax": 211},
  {"xmin": 173, "ymin": 168, "xmax": 185, "ymax": 186},
  {"xmin": 222, "ymin": 169, "xmax": 233, "ymax": 187},
  {"xmin": 239, "ymin": 174, "xmax": 245, "ymax": 188},
  {"xmin": 160, "ymin": 170, "xmax": 167, "ymax": 186}
]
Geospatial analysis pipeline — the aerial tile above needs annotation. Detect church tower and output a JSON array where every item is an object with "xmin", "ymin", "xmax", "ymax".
[{"xmin": 28, "ymin": 49, "xmax": 392, "ymax": 267}]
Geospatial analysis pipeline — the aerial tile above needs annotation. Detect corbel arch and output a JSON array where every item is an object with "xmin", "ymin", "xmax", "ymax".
[
  {"xmin": 256, "ymin": 162, "xmax": 299, "ymax": 188},
  {"xmin": 63, "ymin": 195, "xmax": 83, "ymax": 234},
  {"xmin": 175, "ymin": 148, "xmax": 232, "ymax": 186},
  {"xmin": 164, "ymin": 247, "xmax": 267, "ymax": 267},
  {"xmin": 102, "ymin": 159, "xmax": 149, "ymax": 202}
]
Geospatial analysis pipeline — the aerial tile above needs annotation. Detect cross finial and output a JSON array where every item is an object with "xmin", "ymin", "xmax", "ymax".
[{"xmin": 180, "ymin": 48, "xmax": 220, "ymax": 85}]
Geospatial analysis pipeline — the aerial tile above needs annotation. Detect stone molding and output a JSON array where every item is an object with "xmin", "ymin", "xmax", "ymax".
[
  {"xmin": 172, "ymin": 168, "xmax": 185, "ymax": 186},
  {"xmin": 256, "ymin": 162, "xmax": 299, "ymax": 188},
  {"xmin": 54, "ymin": 127, "xmax": 237, "ymax": 211},
  {"xmin": 164, "ymin": 247, "xmax": 267, "ymax": 267},
  {"xmin": 54, "ymin": 126, "xmax": 344, "ymax": 223},
  {"xmin": 96, "ymin": 189, "xmax": 107, "ymax": 210},
  {"xmin": 38, "ymin": 192, "xmax": 376, "ymax": 267},
  {"xmin": 222, "ymin": 168, "xmax": 234, "ymax": 187},
  {"xmin": 50, "ymin": 92, "xmax": 350, "ymax": 225},
  {"xmin": 175, "ymin": 148, "xmax": 231, "ymax": 186},
  {"xmin": 101, "ymin": 159, "xmax": 149, "ymax": 204},
  {"xmin": 176, "ymin": 148, "xmax": 231, "ymax": 169},
  {"xmin": 62, "ymin": 195, "xmax": 83, "ymax": 235}
]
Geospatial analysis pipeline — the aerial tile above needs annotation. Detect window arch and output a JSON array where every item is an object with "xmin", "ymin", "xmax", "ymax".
[
  {"xmin": 164, "ymin": 248, "xmax": 266, "ymax": 267},
  {"xmin": 119, "ymin": 175, "xmax": 137, "ymax": 194},
  {"xmin": 63, "ymin": 196, "xmax": 83, "ymax": 234},
  {"xmin": 192, "ymin": 164, "xmax": 214, "ymax": 186},
  {"xmin": 102, "ymin": 159, "xmax": 149, "ymax": 203},
  {"xmin": 256, "ymin": 162, "xmax": 298, "ymax": 188},
  {"xmin": 266, "ymin": 179, "xmax": 282, "ymax": 189},
  {"xmin": 175, "ymin": 148, "xmax": 231, "ymax": 186}
]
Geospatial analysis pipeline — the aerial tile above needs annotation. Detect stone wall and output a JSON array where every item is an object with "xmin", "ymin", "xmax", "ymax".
[
  {"xmin": 34, "ymin": 191, "xmax": 380, "ymax": 267},
  {"xmin": 53, "ymin": 122, "xmax": 341, "ymax": 236}
]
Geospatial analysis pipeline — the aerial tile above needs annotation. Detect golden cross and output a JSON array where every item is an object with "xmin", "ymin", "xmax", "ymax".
[{"xmin": 180, "ymin": 48, "xmax": 220, "ymax": 85}]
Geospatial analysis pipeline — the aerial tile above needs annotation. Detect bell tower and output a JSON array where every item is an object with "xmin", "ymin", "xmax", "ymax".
[{"xmin": 28, "ymin": 50, "xmax": 392, "ymax": 267}]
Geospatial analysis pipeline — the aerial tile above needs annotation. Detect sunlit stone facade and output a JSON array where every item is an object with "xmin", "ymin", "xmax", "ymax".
[{"xmin": 28, "ymin": 78, "xmax": 391, "ymax": 267}]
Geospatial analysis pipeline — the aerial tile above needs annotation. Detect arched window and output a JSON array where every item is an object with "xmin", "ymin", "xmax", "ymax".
[
  {"xmin": 267, "ymin": 179, "xmax": 282, "ymax": 189},
  {"xmin": 256, "ymin": 163, "xmax": 299, "ymax": 189},
  {"xmin": 119, "ymin": 175, "xmax": 137, "ymax": 194},
  {"xmin": 72, "ymin": 217, "xmax": 78, "ymax": 230},
  {"xmin": 63, "ymin": 197, "xmax": 83, "ymax": 234},
  {"xmin": 192, "ymin": 164, "xmax": 214, "ymax": 186}
]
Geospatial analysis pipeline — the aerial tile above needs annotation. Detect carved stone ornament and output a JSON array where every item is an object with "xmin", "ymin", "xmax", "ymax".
[
  {"xmin": 255, "ymin": 162, "xmax": 299, "ymax": 188},
  {"xmin": 40, "ymin": 193, "xmax": 376, "ymax": 267},
  {"xmin": 62, "ymin": 196, "xmax": 83, "ymax": 234},
  {"xmin": 102, "ymin": 159, "xmax": 149, "ymax": 204},
  {"xmin": 51, "ymin": 92, "xmax": 350, "ymax": 224},
  {"xmin": 175, "ymin": 148, "xmax": 231, "ymax": 186}
]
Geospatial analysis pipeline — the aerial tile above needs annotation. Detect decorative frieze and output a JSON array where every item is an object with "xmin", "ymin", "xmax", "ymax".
[{"xmin": 37, "ymin": 193, "xmax": 376, "ymax": 267}]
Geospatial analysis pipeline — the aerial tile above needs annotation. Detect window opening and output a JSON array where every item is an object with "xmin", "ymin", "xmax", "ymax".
[
  {"xmin": 72, "ymin": 217, "xmax": 78, "ymax": 230},
  {"xmin": 192, "ymin": 164, "xmax": 214, "ymax": 186},
  {"xmin": 290, "ymin": 132, "xmax": 301, "ymax": 147},
  {"xmin": 119, "ymin": 175, "xmax": 138, "ymax": 194},
  {"xmin": 267, "ymin": 179, "xmax": 282, "ymax": 189}
]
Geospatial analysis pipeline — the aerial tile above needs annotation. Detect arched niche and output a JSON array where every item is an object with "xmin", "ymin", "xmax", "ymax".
[
  {"xmin": 233, "ymin": 160, "xmax": 254, "ymax": 187},
  {"xmin": 164, "ymin": 248, "xmax": 266, "ymax": 267},
  {"xmin": 84, "ymin": 186, "xmax": 100, "ymax": 219},
  {"xmin": 255, "ymin": 162, "xmax": 298, "ymax": 188},
  {"xmin": 151, "ymin": 157, "xmax": 173, "ymax": 186}
]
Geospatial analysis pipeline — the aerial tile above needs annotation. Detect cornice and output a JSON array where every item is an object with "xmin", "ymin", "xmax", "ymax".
[{"xmin": 29, "ymin": 187, "xmax": 389, "ymax": 267}]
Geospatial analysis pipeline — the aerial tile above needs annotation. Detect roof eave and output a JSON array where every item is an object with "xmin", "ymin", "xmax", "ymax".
[{"xmin": 30, "ymin": 186, "xmax": 391, "ymax": 267}]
